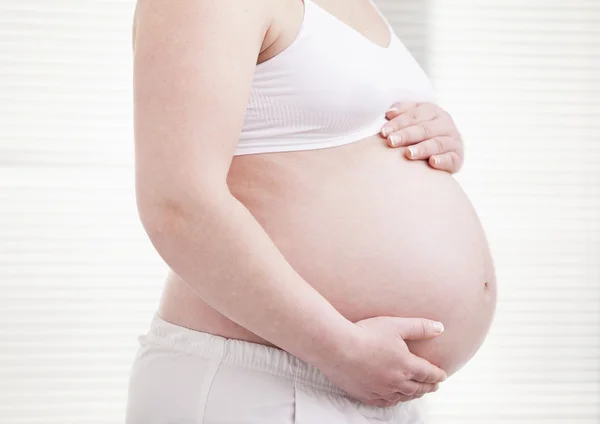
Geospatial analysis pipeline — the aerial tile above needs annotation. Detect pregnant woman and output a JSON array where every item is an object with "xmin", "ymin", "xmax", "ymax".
[{"xmin": 126, "ymin": 0, "xmax": 497, "ymax": 422}]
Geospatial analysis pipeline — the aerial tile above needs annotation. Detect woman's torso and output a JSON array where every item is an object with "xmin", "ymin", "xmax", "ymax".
[{"xmin": 157, "ymin": 0, "xmax": 497, "ymax": 376}]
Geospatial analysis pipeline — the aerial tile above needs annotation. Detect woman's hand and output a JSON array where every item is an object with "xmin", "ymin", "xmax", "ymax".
[
  {"xmin": 380, "ymin": 102, "xmax": 464, "ymax": 173},
  {"xmin": 316, "ymin": 316, "xmax": 447, "ymax": 407}
]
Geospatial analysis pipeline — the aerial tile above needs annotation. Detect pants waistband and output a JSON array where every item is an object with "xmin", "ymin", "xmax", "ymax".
[{"xmin": 142, "ymin": 314, "xmax": 348, "ymax": 396}]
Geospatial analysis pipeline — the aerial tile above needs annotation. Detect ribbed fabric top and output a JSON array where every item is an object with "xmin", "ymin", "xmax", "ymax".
[{"xmin": 235, "ymin": 0, "xmax": 436, "ymax": 155}]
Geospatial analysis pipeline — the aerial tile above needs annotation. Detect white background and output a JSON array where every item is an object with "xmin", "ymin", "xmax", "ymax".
[{"xmin": 1, "ymin": 0, "xmax": 599, "ymax": 423}]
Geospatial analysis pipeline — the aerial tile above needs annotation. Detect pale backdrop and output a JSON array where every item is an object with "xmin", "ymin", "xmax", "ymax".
[{"xmin": 0, "ymin": 0, "xmax": 598, "ymax": 423}]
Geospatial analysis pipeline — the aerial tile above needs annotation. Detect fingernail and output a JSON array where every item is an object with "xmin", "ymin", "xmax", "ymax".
[
  {"xmin": 381, "ymin": 126, "xmax": 393, "ymax": 137},
  {"xmin": 433, "ymin": 322, "xmax": 444, "ymax": 333},
  {"xmin": 386, "ymin": 106, "xmax": 399, "ymax": 114},
  {"xmin": 389, "ymin": 134, "xmax": 401, "ymax": 147},
  {"xmin": 432, "ymin": 156, "xmax": 439, "ymax": 166},
  {"xmin": 407, "ymin": 146, "xmax": 418, "ymax": 158}
]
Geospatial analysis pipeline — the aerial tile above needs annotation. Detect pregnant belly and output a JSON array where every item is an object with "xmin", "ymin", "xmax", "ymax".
[{"xmin": 160, "ymin": 134, "xmax": 497, "ymax": 376}]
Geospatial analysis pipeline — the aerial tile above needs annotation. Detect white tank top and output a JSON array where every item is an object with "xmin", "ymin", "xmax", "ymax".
[{"xmin": 235, "ymin": 0, "xmax": 437, "ymax": 156}]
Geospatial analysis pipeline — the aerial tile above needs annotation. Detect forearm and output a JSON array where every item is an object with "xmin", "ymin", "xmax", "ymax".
[{"xmin": 140, "ymin": 187, "xmax": 354, "ymax": 366}]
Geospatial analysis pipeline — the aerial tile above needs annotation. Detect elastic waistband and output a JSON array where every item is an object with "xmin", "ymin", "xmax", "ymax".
[{"xmin": 142, "ymin": 314, "xmax": 347, "ymax": 396}]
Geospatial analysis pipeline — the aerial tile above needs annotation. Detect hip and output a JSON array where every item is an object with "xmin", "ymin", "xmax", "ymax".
[{"xmin": 125, "ymin": 314, "xmax": 426, "ymax": 423}]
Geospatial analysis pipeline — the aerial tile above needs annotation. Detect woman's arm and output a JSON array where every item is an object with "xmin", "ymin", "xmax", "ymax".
[
  {"xmin": 133, "ymin": 0, "xmax": 446, "ymax": 405},
  {"xmin": 133, "ymin": 0, "xmax": 349, "ymax": 368}
]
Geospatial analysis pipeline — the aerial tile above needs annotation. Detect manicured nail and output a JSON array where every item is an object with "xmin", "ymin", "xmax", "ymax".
[
  {"xmin": 389, "ymin": 134, "xmax": 401, "ymax": 146},
  {"xmin": 407, "ymin": 146, "xmax": 418, "ymax": 158},
  {"xmin": 433, "ymin": 322, "xmax": 444, "ymax": 333},
  {"xmin": 381, "ymin": 126, "xmax": 393, "ymax": 137}
]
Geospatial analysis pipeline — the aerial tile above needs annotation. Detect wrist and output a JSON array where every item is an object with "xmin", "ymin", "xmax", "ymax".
[{"xmin": 300, "ymin": 316, "xmax": 360, "ymax": 369}]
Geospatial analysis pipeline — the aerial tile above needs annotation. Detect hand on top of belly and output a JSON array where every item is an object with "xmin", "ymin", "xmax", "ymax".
[
  {"xmin": 380, "ymin": 102, "xmax": 464, "ymax": 173},
  {"xmin": 316, "ymin": 316, "xmax": 447, "ymax": 408}
]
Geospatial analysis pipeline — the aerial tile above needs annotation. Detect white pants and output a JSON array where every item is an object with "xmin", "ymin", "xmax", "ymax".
[{"xmin": 125, "ymin": 314, "xmax": 427, "ymax": 423}]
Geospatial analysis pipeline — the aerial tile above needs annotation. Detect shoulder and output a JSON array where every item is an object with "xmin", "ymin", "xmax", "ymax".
[{"xmin": 132, "ymin": 0, "xmax": 278, "ymax": 52}]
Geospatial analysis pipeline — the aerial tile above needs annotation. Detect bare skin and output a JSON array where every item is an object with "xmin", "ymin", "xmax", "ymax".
[{"xmin": 133, "ymin": 0, "xmax": 496, "ymax": 407}]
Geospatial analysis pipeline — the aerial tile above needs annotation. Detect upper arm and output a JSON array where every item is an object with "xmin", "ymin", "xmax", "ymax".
[{"xmin": 132, "ymin": 0, "xmax": 271, "ymax": 215}]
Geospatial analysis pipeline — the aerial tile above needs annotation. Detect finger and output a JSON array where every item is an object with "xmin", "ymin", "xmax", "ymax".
[
  {"xmin": 385, "ymin": 102, "xmax": 438, "ymax": 120},
  {"xmin": 385, "ymin": 102, "xmax": 419, "ymax": 120},
  {"xmin": 404, "ymin": 136, "xmax": 461, "ymax": 160},
  {"xmin": 391, "ymin": 393, "xmax": 423, "ymax": 404},
  {"xmin": 364, "ymin": 398, "xmax": 396, "ymax": 407},
  {"xmin": 389, "ymin": 117, "xmax": 452, "ymax": 147},
  {"xmin": 378, "ymin": 391, "xmax": 420, "ymax": 404},
  {"xmin": 429, "ymin": 151, "xmax": 464, "ymax": 174},
  {"xmin": 375, "ymin": 392, "xmax": 426, "ymax": 407},
  {"xmin": 405, "ymin": 354, "xmax": 447, "ymax": 383},
  {"xmin": 394, "ymin": 317, "xmax": 445, "ymax": 340},
  {"xmin": 382, "ymin": 105, "xmax": 437, "ymax": 138},
  {"xmin": 379, "ymin": 392, "xmax": 405, "ymax": 403},
  {"xmin": 396, "ymin": 379, "xmax": 439, "ymax": 396}
]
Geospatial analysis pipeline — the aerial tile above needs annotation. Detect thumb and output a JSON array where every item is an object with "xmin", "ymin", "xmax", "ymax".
[{"xmin": 395, "ymin": 318, "xmax": 445, "ymax": 341}]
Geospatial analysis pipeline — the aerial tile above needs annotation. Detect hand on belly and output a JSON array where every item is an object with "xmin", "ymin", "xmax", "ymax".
[
  {"xmin": 316, "ymin": 315, "xmax": 449, "ymax": 407},
  {"xmin": 381, "ymin": 101, "xmax": 465, "ymax": 174}
]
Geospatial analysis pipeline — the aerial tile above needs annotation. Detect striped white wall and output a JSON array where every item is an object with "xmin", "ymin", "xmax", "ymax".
[
  {"xmin": 419, "ymin": 1, "xmax": 600, "ymax": 423},
  {"xmin": 0, "ymin": 1, "xmax": 157, "ymax": 422},
  {"xmin": 0, "ymin": 0, "xmax": 598, "ymax": 423}
]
